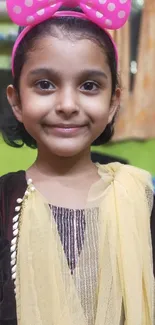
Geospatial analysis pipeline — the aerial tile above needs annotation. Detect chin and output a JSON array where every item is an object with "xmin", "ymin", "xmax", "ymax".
[
  {"xmin": 52, "ymin": 148, "xmax": 82, "ymax": 158},
  {"xmin": 39, "ymin": 135, "xmax": 92, "ymax": 157},
  {"xmin": 46, "ymin": 142, "xmax": 88, "ymax": 158}
]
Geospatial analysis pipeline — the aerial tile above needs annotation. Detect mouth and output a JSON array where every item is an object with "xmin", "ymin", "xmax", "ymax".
[
  {"xmin": 42, "ymin": 123, "xmax": 87, "ymax": 136},
  {"xmin": 49, "ymin": 123, "xmax": 86, "ymax": 128}
]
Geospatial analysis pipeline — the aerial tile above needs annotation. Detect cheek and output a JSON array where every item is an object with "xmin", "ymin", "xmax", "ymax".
[
  {"xmin": 20, "ymin": 94, "xmax": 52, "ymax": 121},
  {"xmin": 85, "ymin": 94, "xmax": 111, "ymax": 122}
]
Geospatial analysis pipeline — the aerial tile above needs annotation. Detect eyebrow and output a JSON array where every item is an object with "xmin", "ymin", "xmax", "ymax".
[
  {"xmin": 28, "ymin": 68, "xmax": 108, "ymax": 80},
  {"xmin": 28, "ymin": 68, "xmax": 59, "ymax": 78},
  {"xmin": 81, "ymin": 69, "xmax": 108, "ymax": 80}
]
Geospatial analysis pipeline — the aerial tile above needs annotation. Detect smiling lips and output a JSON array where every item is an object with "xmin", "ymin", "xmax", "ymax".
[{"xmin": 43, "ymin": 123, "xmax": 87, "ymax": 136}]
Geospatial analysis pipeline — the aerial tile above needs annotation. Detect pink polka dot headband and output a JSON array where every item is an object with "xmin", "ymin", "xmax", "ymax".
[{"xmin": 6, "ymin": 0, "xmax": 131, "ymax": 76}]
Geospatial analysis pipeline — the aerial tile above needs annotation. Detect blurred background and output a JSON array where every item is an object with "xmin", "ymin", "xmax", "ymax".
[{"xmin": 0, "ymin": 0, "xmax": 155, "ymax": 179}]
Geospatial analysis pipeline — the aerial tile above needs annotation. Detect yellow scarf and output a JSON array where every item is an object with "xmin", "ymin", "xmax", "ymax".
[{"xmin": 15, "ymin": 163, "xmax": 154, "ymax": 325}]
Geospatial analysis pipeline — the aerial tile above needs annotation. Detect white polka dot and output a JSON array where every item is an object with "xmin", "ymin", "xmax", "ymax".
[
  {"xmin": 107, "ymin": 3, "xmax": 116, "ymax": 11},
  {"xmin": 86, "ymin": 5, "xmax": 91, "ymax": 9},
  {"xmin": 96, "ymin": 11, "xmax": 103, "ymax": 18},
  {"xmin": 37, "ymin": 8, "xmax": 45, "ymax": 15},
  {"xmin": 105, "ymin": 19, "xmax": 112, "ymax": 26},
  {"xmin": 99, "ymin": 0, "xmax": 107, "ymax": 3},
  {"xmin": 26, "ymin": 15, "xmax": 35, "ymax": 23},
  {"xmin": 50, "ymin": 3, "xmax": 56, "ymax": 7},
  {"xmin": 119, "ymin": 0, "xmax": 128, "ymax": 3},
  {"xmin": 13, "ymin": 6, "xmax": 22, "ymax": 14},
  {"xmin": 118, "ymin": 10, "xmax": 126, "ymax": 18},
  {"xmin": 25, "ymin": 0, "xmax": 33, "ymax": 7}
]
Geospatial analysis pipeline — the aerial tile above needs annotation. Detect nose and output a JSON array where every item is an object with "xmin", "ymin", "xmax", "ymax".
[{"xmin": 56, "ymin": 87, "xmax": 79, "ymax": 118}]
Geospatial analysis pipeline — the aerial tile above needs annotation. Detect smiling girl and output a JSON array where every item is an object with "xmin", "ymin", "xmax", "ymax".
[{"xmin": 0, "ymin": 1, "xmax": 154, "ymax": 325}]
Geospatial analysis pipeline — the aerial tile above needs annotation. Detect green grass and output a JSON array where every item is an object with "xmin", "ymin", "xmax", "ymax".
[{"xmin": 1, "ymin": 138, "xmax": 155, "ymax": 176}]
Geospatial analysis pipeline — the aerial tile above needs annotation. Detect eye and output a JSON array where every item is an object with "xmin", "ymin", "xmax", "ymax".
[
  {"xmin": 35, "ymin": 80, "xmax": 55, "ymax": 91},
  {"xmin": 80, "ymin": 81, "xmax": 100, "ymax": 92}
]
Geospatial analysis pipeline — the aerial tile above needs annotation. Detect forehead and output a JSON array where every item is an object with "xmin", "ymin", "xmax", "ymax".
[{"xmin": 22, "ymin": 35, "xmax": 111, "ymax": 76}]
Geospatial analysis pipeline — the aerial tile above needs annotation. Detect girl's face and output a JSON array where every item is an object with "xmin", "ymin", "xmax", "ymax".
[{"xmin": 8, "ymin": 34, "xmax": 120, "ymax": 157}]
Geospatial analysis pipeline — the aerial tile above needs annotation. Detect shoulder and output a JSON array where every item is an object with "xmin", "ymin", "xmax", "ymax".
[
  {"xmin": 0, "ymin": 170, "xmax": 26, "ymax": 181},
  {"xmin": 98, "ymin": 162, "xmax": 153, "ymax": 208},
  {"xmin": 98, "ymin": 162, "xmax": 152, "ymax": 186},
  {"xmin": 0, "ymin": 170, "xmax": 27, "ymax": 206},
  {"xmin": 0, "ymin": 170, "xmax": 26, "ymax": 190},
  {"xmin": 0, "ymin": 171, "xmax": 27, "ymax": 207},
  {"xmin": 0, "ymin": 171, "xmax": 27, "ymax": 238}
]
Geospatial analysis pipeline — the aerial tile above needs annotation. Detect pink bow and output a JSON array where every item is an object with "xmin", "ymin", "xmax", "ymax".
[{"xmin": 7, "ymin": 0, "xmax": 131, "ymax": 31}]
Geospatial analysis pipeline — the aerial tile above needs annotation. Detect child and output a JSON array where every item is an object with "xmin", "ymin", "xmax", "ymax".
[{"xmin": 0, "ymin": 1, "xmax": 154, "ymax": 324}]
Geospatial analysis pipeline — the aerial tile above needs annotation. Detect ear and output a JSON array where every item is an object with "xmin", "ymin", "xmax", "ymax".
[
  {"xmin": 7, "ymin": 85, "xmax": 23, "ymax": 123},
  {"xmin": 108, "ymin": 88, "xmax": 121, "ymax": 124}
]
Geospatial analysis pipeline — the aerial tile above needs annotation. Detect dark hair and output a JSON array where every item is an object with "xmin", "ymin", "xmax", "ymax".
[{"xmin": 1, "ymin": 6, "xmax": 120, "ymax": 148}]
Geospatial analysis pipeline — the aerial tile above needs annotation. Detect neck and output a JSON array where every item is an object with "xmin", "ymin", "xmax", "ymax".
[{"xmin": 32, "ymin": 148, "xmax": 96, "ymax": 179}]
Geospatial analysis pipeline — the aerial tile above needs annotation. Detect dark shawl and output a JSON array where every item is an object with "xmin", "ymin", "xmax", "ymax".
[{"xmin": 0, "ymin": 172, "xmax": 26, "ymax": 324}]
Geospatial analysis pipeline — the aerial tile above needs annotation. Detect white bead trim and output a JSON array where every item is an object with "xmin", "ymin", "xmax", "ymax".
[
  {"xmin": 11, "ymin": 258, "xmax": 16, "ymax": 266},
  {"xmin": 13, "ymin": 228, "xmax": 19, "ymax": 237},
  {"xmin": 13, "ymin": 222, "xmax": 19, "ymax": 231},
  {"xmin": 17, "ymin": 198, "xmax": 23, "ymax": 204},
  {"xmin": 27, "ymin": 178, "xmax": 32, "ymax": 185},
  {"xmin": 12, "ymin": 272, "xmax": 16, "ymax": 280},
  {"xmin": 15, "ymin": 206, "xmax": 21, "ymax": 212},
  {"xmin": 11, "ymin": 237, "xmax": 17, "ymax": 245},
  {"xmin": 11, "ymin": 251, "xmax": 16, "ymax": 259},
  {"xmin": 12, "ymin": 264, "xmax": 17, "ymax": 273},
  {"xmin": 11, "ymin": 178, "xmax": 36, "ymax": 287},
  {"xmin": 10, "ymin": 244, "xmax": 16, "ymax": 253},
  {"xmin": 13, "ymin": 214, "xmax": 19, "ymax": 223}
]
